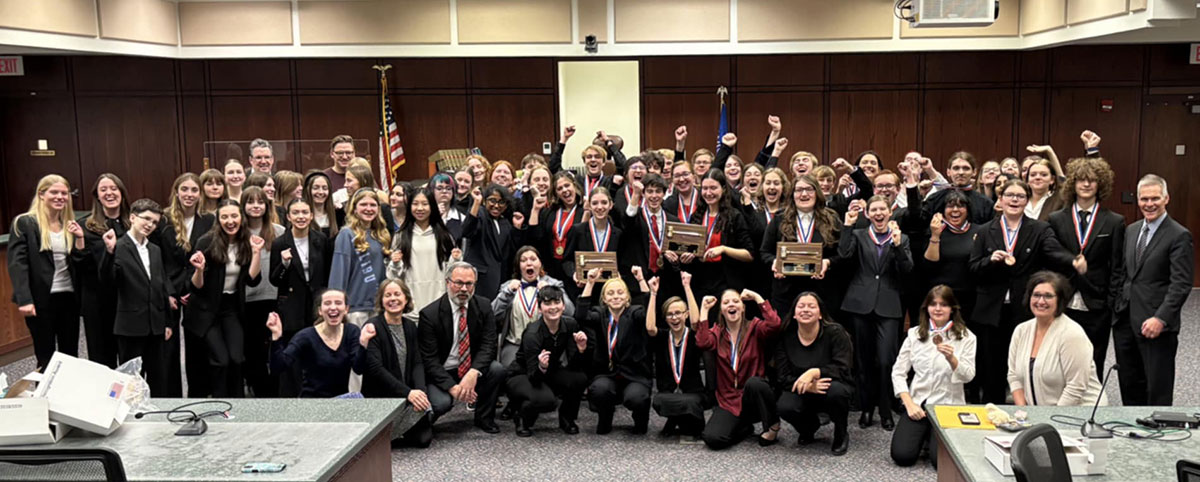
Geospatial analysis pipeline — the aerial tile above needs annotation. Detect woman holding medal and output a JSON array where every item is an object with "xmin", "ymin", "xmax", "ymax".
[
  {"xmin": 536, "ymin": 172, "xmax": 585, "ymax": 299},
  {"xmin": 562, "ymin": 187, "xmax": 622, "ymax": 288},
  {"xmin": 969, "ymin": 179, "xmax": 1078, "ymax": 405},
  {"xmin": 890, "ymin": 286, "xmax": 977, "ymax": 466},
  {"xmin": 839, "ymin": 195, "xmax": 914, "ymax": 431},
  {"xmin": 646, "ymin": 272, "xmax": 707, "ymax": 438},
  {"xmin": 760, "ymin": 174, "xmax": 839, "ymax": 313},
  {"xmin": 684, "ymin": 170, "xmax": 755, "ymax": 302},
  {"xmin": 577, "ymin": 266, "xmax": 653, "ymax": 435},
  {"xmin": 694, "ymin": 287, "xmax": 782, "ymax": 449}
]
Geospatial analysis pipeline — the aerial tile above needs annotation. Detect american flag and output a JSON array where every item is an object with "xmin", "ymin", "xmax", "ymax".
[{"xmin": 378, "ymin": 71, "xmax": 405, "ymax": 189}]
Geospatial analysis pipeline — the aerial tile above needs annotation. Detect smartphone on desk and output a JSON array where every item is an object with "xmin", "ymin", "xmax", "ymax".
[
  {"xmin": 958, "ymin": 412, "xmax": 981, "ymax": 426},
  {"xmin": 242, "ymin": 462, "xmax": 286, "ymax": 474}
]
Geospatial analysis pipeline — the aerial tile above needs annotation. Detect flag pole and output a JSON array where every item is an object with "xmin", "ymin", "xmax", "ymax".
[{"xmin": 372, "ymin": 64, "xmax": 393, "ymax": 190}]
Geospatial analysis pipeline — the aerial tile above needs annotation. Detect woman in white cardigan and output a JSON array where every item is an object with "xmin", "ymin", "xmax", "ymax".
[{"xmin": 1007, "ymin": 271, "xmax": 1106, "ymax": 407}]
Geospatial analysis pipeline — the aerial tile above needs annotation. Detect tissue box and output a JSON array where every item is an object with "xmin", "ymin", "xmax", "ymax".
[
  {"xmin": 0, "ymin": 398, "xmax": 72, "ymax": 446},
  {"xmin": 32, "ymin": 352, "xmax": 132, "ymax": 435},
  {"xmin": 984, "ymin": 433, "xmax": 1096, "ymax": 476}
]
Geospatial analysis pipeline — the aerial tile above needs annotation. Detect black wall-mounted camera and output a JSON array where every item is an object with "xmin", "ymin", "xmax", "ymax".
[{"xmin": 585, "ymin": 34, "xmax": 598, "ymax": 54}]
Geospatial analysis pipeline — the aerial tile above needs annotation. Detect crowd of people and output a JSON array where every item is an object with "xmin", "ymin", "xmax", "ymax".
[{"xmin": 6, "ymin": 120, "xmax": 1193, "ymax": 464}]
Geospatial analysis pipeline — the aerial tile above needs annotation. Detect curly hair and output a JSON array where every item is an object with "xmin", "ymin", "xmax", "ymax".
[{"xmin": 1061, "ymin": 157, "xmax": 1114, "ymax": 205}]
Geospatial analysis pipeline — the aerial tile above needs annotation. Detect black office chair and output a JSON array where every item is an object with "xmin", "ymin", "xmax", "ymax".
[
  {"xmin": 1010, "ymin": 423, "xmax": 1071, "ymax": 482},
  {"xmin": 1179, "ymin": 459, "xmax": 1200, "ymax": 482},
  {"xmin": 0, "ymin": 448, "xmax": 127, "ymax": 481}
]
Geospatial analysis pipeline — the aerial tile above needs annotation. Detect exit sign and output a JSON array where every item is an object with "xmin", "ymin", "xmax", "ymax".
[
  {"xmin": 1192, "ymin": 44, "xmax": 1200, "ymax": 65},
  {"xmin": 0, "ymin": 56, "xmax": 23, "ymax": 76}
]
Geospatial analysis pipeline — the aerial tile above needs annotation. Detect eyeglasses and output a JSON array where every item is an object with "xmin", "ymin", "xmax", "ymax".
[
  {"xmin": 666, "ymin": 311, "xmax": 687, "ymax": 319},
  {"xmin": 1002, "ymin": 192, "xmax": 1027, "ymax": 200},
  {"xmin": 485, "ymin": 197, "xmax": 506, "ymax": 206},
  {"xmin": 673, "ymin": 172, "xmax": 693, "ymax": 179},
  {"xmin": 795, "ymin": 186, "xmax": 816, "ymax": 195},
  {"xmin": 333, "ymin": 151, "xmax": 355, "ymax": 158},
  {"xmin": 875, "ymin": 183, "xmax": 898, "ymax": 190},
  {"xmin": 1031, "ymin": 293, "xmax": 1056, "ymax": 301},
  {"xmin": 449, "ymin": 280, "xmax": 475, "ymax": 288}
]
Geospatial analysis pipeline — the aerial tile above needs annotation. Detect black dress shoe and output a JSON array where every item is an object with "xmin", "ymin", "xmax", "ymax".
[
  {"xmin": 475, "ymin": 420, "xmax": 501, "ymax": 434},
  {"xmin": 858, "ymin": 411, "xmax": 874, "ymax": 429},
  {"xmin": 832, "ymin": 428, "xmax": 849, "ymax": 456},
  {"xmin": 631, "ymin": 420, "xmax": 649, "ymax": 435},
  {"xmin": 515, "ymin": 419, "xmax": 532, "ymax": 437},
  {"xmin": 560, "ymin": 419, "xmax": 579, "ymax": 435},
  {"xmin": 880, "ymin": 416, "xmax": 895, "ymax": 431},
  {"xmin": 796, "ymin": 431, "xmax": 815, "ymax": 446},
  {"xmin": 498, "ymin": 405, "xmax": 514, "ymax": 421},
  {"xmin": 660, "ymin": 420, "xmax": 678, "ymax": 437},
  {"xmin": 596, "ymin": 414, "xmax": 613, "ymax": 435}
]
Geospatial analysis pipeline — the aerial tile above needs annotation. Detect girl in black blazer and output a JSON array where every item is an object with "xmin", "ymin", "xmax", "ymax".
[
  {"xmin": 528, "ymin": 172, "xmax": 584, "ymax": 300},
  {"xmin": 303, "ymin": 171, "xmax": 338, "ymax": 239},
  {"xmin": 577, "ymin": 266, "xmax": 653, "ymax": 435},
  {"xmin": 7, "ymin": 174, "xmax": 87, "ymax": 370},
  {"xmin": 562, "ymin": 187, "xmax": 622, "ymax": 288},
  {"xmin": 646, "ymin": 272, "xmax": 707, "ymax": 438},
  {"xmin": 360, "ymin": 279, "xmax": 433, "ymax": 447},
  {"xmin": 78, "ymin": 173, "xmax": 130, "ymax": 368},
  {"xmin": 269, "ymin": 198, "xmax": 331, "ymax": 397},
  {"xmin": 968, "ymin": 179, "xmax": 1078, "ymax": 405},
  {"xmin": 760, "ymin": 174, "xmax": 840, "ymax": 314},
  {"xmin": 682, "ymin": 169, "xmax": 755, "ymax": 302},
  {"xmin": 839, "ymin": 195, "xmax": 913, "ymax": 431},
  {"xmin": 186, "ymin": 199, "xmax": 265, "ymax": 398},
  {"xmin": 461, "ymin": 184, "xmax": 527, "ymax": 301},
  {"xmin": 155, "ymin": 173, "xmax": 215, "ymax": 397}
]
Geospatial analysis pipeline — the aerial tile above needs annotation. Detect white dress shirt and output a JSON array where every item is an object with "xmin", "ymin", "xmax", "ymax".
[
  {"xmin": 126, "ymin": 232, "xmax": 152, "ymax": 279},
  {"xmin": 891, "ymin": 325, "xmax": 977, "ymax": 406}
]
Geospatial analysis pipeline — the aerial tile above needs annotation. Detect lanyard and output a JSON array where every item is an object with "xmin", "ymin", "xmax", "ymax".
[
  {"xmin": 517, "ymin": 284, "xmax": 538, "ymax": 318},
  {"xmin": 668, "ymin": 328, "xmax": 688, "ymax": 386},
  {"xmin": 796, "ymin": 213, "xmax": 814, "ymax": 243},
  {"xmin": 1072, "ymin": 204, "xmax": 1095, "ymax": 251},
  {"xmin": 677, "ymin": 189, "xmax": 697, "ymax": 221},
  {"xmin": 554, "ymin": 206, "xmax": 577, "ymax": 242},
  {"xmin": 589, "ymin": 218, "xmax": 611, "ymax": 251},
  {"xmin": 704, "ymin": 213, "xmax": 719, "ymax": 247}
]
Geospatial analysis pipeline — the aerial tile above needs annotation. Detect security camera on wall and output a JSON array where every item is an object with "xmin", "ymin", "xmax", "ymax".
[
  {"xmin": 585, "ymin": 35, "xmax": 598, "ymax": 54},
  {"xmin": 901, "ymin": 0, "xmax": 998, "ymax": 28}
]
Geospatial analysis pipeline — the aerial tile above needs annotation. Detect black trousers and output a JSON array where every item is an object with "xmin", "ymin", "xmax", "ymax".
[
  {"xmin": 891, "ymin": 408, "xmax": 937, "ymax": 468},
  {"xmin": 974, "ymin": 303, "xmax": 1019, "ymax": 405},
  {"xmin": 25, "ymin": 292, "xmax": 79, "ymax": 370},
  {"xmin": 652, "ymin": 392, "xmax": 706, "ymax": 434},
  {"xmin": 702, "ymin": 376, "xmax": 777, "ymax": 450},
  {"xmin": 1066, "ymin": 307, "xmax": 1112, "ymax": 381},
  {"xmin": 160, "ymin": 308, "xmax": 183, "ymax": 398},
  {"xmin": 205, "ymin": 295, "xmax": 246, "ymax": 398},
  {"xmin": 394, "ymin": 413, "xmax": 434, "ymax": 449},
  {"xmin": 117, "ymin": 333, "xmax": 166, "ymax": 395},
  {"xmin": 427, "ymin": 361, "xmax": 506, "ymax": 423},
  {"xmin": 82, "ymin": 296, "xmax": 118, "ymax": 368},
  {"xmin": 1112, "ymin": 310, "xmax": 1178, "ymax": 406},
  {"xmin": 242, "ymin": 300, "xmax": 277, "ymax": 397},
  {"xmin": 852, "ymin": 313, "xmax": 900, "ymax": 419},
  {"xmin": 275, "ymin": 329, "xmax": 304, "ymax": 398},
  {"xmin": 184, "ymin": 325, "xmax": 210, "ymax": 398},
  {"xmin": 778, "ymin": 380, "xmax": 852, "ymax": 436},
  {"xmin": 587, "ymin": 375, "xmax": 651, "ymax": 424},
  {"xmin": 506, "ymin": 369, "xmax": 588, "ymax": 424}
]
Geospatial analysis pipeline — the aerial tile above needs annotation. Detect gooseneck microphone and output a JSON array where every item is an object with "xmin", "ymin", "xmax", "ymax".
[{"xmin": 1082, "ymin": 363, "xmax": 1119, "ymax": 438}]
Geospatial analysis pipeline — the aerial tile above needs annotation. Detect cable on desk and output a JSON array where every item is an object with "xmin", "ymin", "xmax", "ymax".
[{"xmin": 1050, "ymin": 414, "xmax": 1192, "ymax": 442}]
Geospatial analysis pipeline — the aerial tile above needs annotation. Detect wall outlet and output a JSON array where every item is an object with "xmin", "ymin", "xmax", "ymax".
[{"xmin": 542, "ymin": 142, "xmax": 552, "ymax": 155}]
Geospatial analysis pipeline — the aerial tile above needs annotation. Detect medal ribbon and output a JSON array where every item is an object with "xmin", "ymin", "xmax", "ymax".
[
  {"xmin": 517, "ymin": 285, "xmax": 538, "ymax": 318},
  {"xmin": 704, "ymin": 213, "xmax": 718, "ymax": 248},
  {"xmin": 1001, "ymin": 216, "xmax": 1021, "ymax": 255},
  {"xmin": 589, "ymin": 218, "xmax": 611, "ymax": 251},
  {"xmin": 668, "ymin": 328, "xmax": 688, "ymax": 386},
  {"xmin": 796, "ymin": 213, "xmax": 814, "ymax": 243},
  {"xmin": 606, "ymin": 313, "xmax": 618, "ymax": 360},
  {"xmin": 554, "ymin": 206, "xmax": 576, "ymax": 244},
  {"xmin": 1072, "ymin": 204, "xmax": 1095, "ymax": 251},
  {"xmin": 929, "ymin": 319, "xmax": 953, "ymax": 341},
  {"xmin": 642, "ymin": 207, "xmax": 664, "ymax": 252},
  {"xmin": 945, "ymin": 219, "xmax": 971, "ymax": 234},
  {"xmin": 677, "ymin": 189, "xmax": 697, "ymax": 221},
  {"xmin": 586, "ymin": 175, "xmax": 603, "ymax": 196},
  {"xmin": 764, "ymin": 209, "xmax": 774, "ymax": 225}
]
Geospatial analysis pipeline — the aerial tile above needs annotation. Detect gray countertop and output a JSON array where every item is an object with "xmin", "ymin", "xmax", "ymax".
[
  {"xmin": 931, "ymin": 405, "xmax": 1200, "ymax": 481},
  {"xmin": 1, "ymin": 398, "xmax": 405, "ymax": 482}
]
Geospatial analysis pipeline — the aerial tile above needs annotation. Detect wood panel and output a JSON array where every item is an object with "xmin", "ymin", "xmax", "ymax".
[
  {"xmin": 830, "ymin": 53, "xmax": 920, "ymax": 86},
  {"xmin": 642, "ymin": 93, "xmax": 722, "ymax": 156},
  {"xmin": 297, "ymin": 95, "xmax": 380, "ymax": 173},
  {"xmin": 828, "ymin": 90, "xmax": 919, "ymax": 166},
  {"xmin": 735, "ymin": 55, "xmax": 825, "ymax": 87},
  {"xmin": 209, "ymin": 96, "xmax": 296, "ymax": 145},
  {"xmin": 1139, "ymin": 99, "xmax": 1200, "ymax": 278},
  {"xmin": 0, "ymin": 56, "xmax": 69, "ymax": 93},
  {"xmin": 72, "ymin": 56, "xmax": 177, "ymax": 92},
  {"xmin": 209, "ymin": 59, "xmax": 292, "ymax": 91},
  {"xmin": 922, "ymin": 89, "xmax": 1015, "ymax": 166},
  {"xmin": 643, "ymin": 56, "xmax": 731, "ymax": 89},
  {"xmin": 924, "ymin": 51, "xmax": 1017, "ymax": 85},
  {"xmin": 0, "ymin": 251, "xmax": 32, "ymax": 357},
  {"xmin": 1047, "ymin": 87, "xmax": 1141, "ymax": 219},
  {"xmin": 393, "ymin": 94, "xmax": 470, "ymax": 179},
  {"xmin": 387, "ymin": 58, "xmax": 468, "ymax": 90},
  {"xmin": 296, "ymin": 59, "xmax": 380, "ymax": 91},
  {"xmin": 1015, "ymin": 88, "xmax": 1047, "ymax": 155},
  {"xmin": 0, "ymin": 97, "xmax": 82, "ymax": 232},
  {"xmin": 1147, "ymin": 44, "xmax": 1200, "ymax": 85},
  {"xmin": 471, "ymin": 94, "xmax": 556, "ymax": 165},
  {"xmin": 734, "ymin": 92, "xmax": 825, "ymax": 163},
  {"xmin": 75, "ymin": 96, "xmax": 181, "ymax": 208},
  {"xmin": 470, "ymin": 58, "xmax": 555, "ymax": 90},
  {"xmin": 1051, "ymin": 45, "xmax": 1145, "ymax": 84},
  {"xmin": 181, "ymin": 95, "xmax": 210, "ymax": 174}
]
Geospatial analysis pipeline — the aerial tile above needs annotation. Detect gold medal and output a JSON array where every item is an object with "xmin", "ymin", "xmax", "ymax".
[
  {"xmin": 933, "ymin": 334, "xmax": 943, "ymax": 345},
  {"xmin": 1005, "ymin": 254, "xmax": 1015, "ymax": 266},
  {"xmin": 657, "ymin": 257, "xmax": 664, "ymax": 268},
  {"xmin": 555, "ymin": 246, "xmax": 564, "ymax": 256}
]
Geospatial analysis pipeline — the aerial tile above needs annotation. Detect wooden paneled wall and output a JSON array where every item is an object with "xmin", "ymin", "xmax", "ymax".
[{"xmin": 1, "ymin": 45, "xmax": 1198, "ymax": 271}]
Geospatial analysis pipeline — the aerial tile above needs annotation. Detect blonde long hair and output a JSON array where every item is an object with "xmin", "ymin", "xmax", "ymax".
[
  {"xmin": 166, "ymin": 173, "xmax": 202, "ymax": 252},
  {"xmin": 346, "ymin": 188, "xmax": 391, "ymax": 254},
  {"xmin": 16, "ymin": 174, "xmax": 77, "ymax": 251}
]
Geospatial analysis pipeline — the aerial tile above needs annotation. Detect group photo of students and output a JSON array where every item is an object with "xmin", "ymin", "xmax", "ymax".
[{"xmin": 6, "ymin": 119, "xmax": 1193, "ymax": 464}]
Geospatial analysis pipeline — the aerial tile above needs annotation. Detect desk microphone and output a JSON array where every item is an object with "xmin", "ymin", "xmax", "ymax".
[
  {"xmin": 1082, "ymin": 363, "xmax": 1118, "ymax": 439},
  {"xmin": 135, "ymin": 409, "xmax": 208, "ymax": 436}
]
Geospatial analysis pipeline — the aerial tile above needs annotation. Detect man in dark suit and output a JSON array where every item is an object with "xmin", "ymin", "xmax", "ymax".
[
  {"xmin": 1113, "ymin": 174, "xmax": 1194, "ymax": 406},
  {"xmin": 616, "ymin": 172, "xmax": 681, "ymax": 302},
  {"xmin": 101, "ymin": 199, "xmax": 176, "ymax": 393},
  {"xmin": 1047, "ymin": 156, "xmax": 1125, "ymax": 379},
  {"xmin": 418, "ymin": 261, "xmax": 506, "ymax": 434}
]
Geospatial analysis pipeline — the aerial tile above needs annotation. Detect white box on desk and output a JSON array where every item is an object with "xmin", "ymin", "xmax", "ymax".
[
  {"xmin": 983, "ymin": 433, "xmax": 1102, "ymax": 476},
  {"xmin": 0, "ymin": 398, "xmax": 72, "ymax": 446},
  {"xmin": 32, "ymin": 352, "xmax": 132, "ymax": 435}
]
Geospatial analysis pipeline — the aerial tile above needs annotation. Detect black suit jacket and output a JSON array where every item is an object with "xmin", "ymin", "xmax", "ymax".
[
  {"xmin": 101, "ymin": 235, "xmax": 175, "ymax": 336},
  {"xmin": 461, "ymin": 211, "xmax": 525, "ymax": 300},
  {"xmin": 837, "ymin": 227, "xmax": 913, "ymax": 318},
  {"xmin": 969, "ymin": 216, "xmax": 1075, "ymax": 326},
  {"xmin": 562, "ymin": 218, "xmax": 623, "ymax": 285},
  {"xmin": 360, "ymin": 315, "xmax": 426, "ymax": 398},
  {"xmin": 615, "ymin": 205, "xmax": 679, "ymax": 295},
  {"xmin": 7, "ymin": 215, "xmax": 86, "ymax": 312},
  {"xmin": 153, "ymin": 213, "xmax": 215, "ymax": 294},
  {"xmin": 418, "ymin": 294, "xmax": 499, "ymax": 392},
  {"xmin": 1115, "ymin": 215, "xmax": 1194, "ymax": 332},
  {"xmin": 269, "ymin": 230, "xmax": 331, "ymax": 332},
  {"xmin": 184, "ymin": 233, "xmax": 262, "ymax": 336},
  {"xmin": 1047, "ymin": 206, "xmax": 1125, "ymax": 310}
]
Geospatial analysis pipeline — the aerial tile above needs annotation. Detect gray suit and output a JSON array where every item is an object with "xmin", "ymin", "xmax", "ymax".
[{"xmin": 1113, "ymin": 215, "xmax": 1194, "ymax": 405}]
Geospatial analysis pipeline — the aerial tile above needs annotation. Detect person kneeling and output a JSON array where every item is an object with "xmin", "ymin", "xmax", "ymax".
[
  {"xmin": 360, "ymin": 279, "xmax": 434, "ymax": 448},
  {"xmin": 505, "ymin": 286, "xmax": 592, "ymax": 436},
  {"xmin": 775, "ymin": 292, "xmax": 854, "ymax": 456}
]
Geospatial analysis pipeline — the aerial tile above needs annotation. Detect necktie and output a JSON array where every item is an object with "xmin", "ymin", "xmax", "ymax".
[
  {"xmin": 456, "ymin": 307, "xmax": 471, "ymax": 378},
  {"xmin": 1078, "ymin": 210, "xmax": 1091, "ymax": 237},
  {"xmin": 1135, "ymin": 224, "xmax": 1150, "ymax": 265},
  {"xmin": 649, "ymin": 213, "xmax": 660, "ymax": 272}
]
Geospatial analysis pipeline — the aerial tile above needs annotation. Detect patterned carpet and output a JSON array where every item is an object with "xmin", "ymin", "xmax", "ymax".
[{"xmin": 3, "ymin": 292, "xmax": 1198, "ymax": 481}]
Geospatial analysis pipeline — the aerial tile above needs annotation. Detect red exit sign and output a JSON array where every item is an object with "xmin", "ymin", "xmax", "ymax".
[
  {"xmin": 0, "ymin": 56, "xmax": 24, "ymax": 76},
  {"xmin": 1192, "ymin": 44, "xmax": 1200, "ymax": 65}
]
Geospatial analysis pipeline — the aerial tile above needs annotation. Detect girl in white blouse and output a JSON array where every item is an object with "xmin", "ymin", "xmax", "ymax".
[
  {"xmin": 1008, "ymin": 270, "xmax": 1106, "ymax": 407},
  {"xmin": 890, "ymin": 285, "xmax": 977, "ymax": 468}
]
